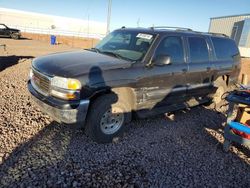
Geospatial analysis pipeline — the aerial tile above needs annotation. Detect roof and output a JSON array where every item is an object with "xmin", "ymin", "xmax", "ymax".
[
  {"xmin": 115, "ymin": 27, "xmax": 229, "ymax": 38},
  {"xmin": 210, "ymin": 13, "xmax": 250, "ymax": 20}
]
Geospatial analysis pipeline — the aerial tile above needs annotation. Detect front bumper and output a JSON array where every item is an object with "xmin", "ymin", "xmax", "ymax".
[{"xmin": 28, "ymin": 81, "xmax": 89, "ymax": 124}]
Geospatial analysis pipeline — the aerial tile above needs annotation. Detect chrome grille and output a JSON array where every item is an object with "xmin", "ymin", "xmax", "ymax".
[{"xmin": 31, "ymin": 69, "xmax": 51, "ymax": 96}]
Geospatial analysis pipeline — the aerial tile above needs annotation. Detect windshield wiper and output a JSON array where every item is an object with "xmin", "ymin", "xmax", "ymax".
[
  {"xmin": 86, "ymin": 47, "xmax": 101, "ymax": 53},
  {"xmin": 100, "ymin": 51, "xmax": 132, "ymax": 61}
]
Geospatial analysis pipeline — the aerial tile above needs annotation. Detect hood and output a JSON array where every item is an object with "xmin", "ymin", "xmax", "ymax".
[
  {"xmin": 32, "ymin": 50, "xmax": 132, "ymax": 77},
  {"xmin": 9, "ymin": 28, "xmax": 20, "ymax": 32}
]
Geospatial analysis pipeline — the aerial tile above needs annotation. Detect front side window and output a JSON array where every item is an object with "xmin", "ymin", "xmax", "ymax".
[
  {"xmin": 188, "ymin": 37, "xmax": 209, "ymax": 63},
  {"xmin": 154, "ymin": 36, "xmax": 184, "ymax": 64},
  {"xmin": 95, "ymin": 30, "xmax": 155, "ymax": 61},
  {"xmin": 211, "ymin": 37, "xmax": 239, "ymax": 61}
]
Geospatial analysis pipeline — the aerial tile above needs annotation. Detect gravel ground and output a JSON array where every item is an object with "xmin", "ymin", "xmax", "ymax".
[{"xmin": 0, "ymin": 38, "xmax": 250, "ymax": 187}]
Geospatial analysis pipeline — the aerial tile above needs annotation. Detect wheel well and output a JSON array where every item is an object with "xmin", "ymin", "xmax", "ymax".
[
  {"xmin": 89, "ymin": 89, "xmax": 111, "ymax": 102},
  {"xmin": 90, "ymin": 87, "xmax": 136, "ymax": 110}
]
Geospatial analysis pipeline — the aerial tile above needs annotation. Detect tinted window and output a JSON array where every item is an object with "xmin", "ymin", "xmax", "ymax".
[
  {"xmin": 95, "ymin": 31, "xmax": 155, "ymax": 61},
  {"xmin": 188, "ymin": 37, "xmax": 209, "ymax": 62},
  {"xmin": 211, "ymin": 37, "xmax": 239, "ymax": 61},
  {"xmin": 155, "ymin": 36, "xmax": 184, "ymax": 64}
]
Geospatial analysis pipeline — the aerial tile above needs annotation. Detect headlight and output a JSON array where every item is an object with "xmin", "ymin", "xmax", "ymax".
[
  {"xmin": 50, "ymin": 76, "xmax": 82, "ymax": 100},
  {"xmin": 51, "ymin": 76, "xmax": 81, "ymax": 90}
]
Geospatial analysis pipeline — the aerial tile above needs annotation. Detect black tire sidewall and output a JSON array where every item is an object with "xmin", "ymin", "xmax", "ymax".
[{"xmin": 85, "ymin": 94, "xmax": 131, "ymax": 143}]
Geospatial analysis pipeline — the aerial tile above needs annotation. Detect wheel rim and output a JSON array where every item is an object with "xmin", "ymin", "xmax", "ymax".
[{"xmin": 100, "ymin": 107, "xmax": 125, "ymax": 135}]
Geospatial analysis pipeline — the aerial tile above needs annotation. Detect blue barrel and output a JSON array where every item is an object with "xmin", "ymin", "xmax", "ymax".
[{"xmin": 50, "ymin": 35, "xmax": 56, "ymax": 45}]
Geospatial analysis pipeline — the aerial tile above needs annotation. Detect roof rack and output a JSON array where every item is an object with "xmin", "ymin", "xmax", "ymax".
[
  {"xmin": 194, "ymin": 31, "xmax": 229, "ymax": 37},
  {"xmin": 148, "ymin": 26, "xmax": 229, "ymax": 38},
  {"xmin": 150, "ymin": 26, "xmax": 193, "ymax": 31},
  {"xmin": 206, "ymin": 32, "xmax": 229, "ymax": 37},
  {"xmin": 150, "ymin": 26, "xmax": 228, "ymax": 37}
]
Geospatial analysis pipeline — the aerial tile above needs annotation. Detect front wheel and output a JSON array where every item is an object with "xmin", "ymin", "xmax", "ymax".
[
  {"xmin": 85, "ymin": 94, "xmax": 131, "ymax": 143},
  {"xmin": 10, "ymin": 33, "xmax": 20, "ymax": 39}
]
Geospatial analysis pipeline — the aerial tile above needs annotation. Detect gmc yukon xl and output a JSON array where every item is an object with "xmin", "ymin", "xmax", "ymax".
[{"xmin": 28, "ymin": 27, "xmax": 241, "ymax": 143}]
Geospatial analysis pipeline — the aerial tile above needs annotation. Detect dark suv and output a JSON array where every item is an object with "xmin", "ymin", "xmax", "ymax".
[
  {"xmin": 28, "ymin": 27, "xmax": 241, "ymax": 143},
  {"xmin": 0, "ymin": 24, "xmax": 21, "ymax": 39}
]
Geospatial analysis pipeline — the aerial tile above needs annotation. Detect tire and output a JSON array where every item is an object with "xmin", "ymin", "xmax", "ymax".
[
  {"xmin": 85, "ymin": 93, "xmax": 131, "ymax": 143},
  {"xmin": 10, "ymin": 33, "xmax": 20, "ymax": 39}
]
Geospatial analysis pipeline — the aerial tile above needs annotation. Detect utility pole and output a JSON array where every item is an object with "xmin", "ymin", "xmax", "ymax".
[
  {"xmin": 106, "ymin": 0, "xmax": 112, "ymax": 35},
  {"xmin": 137, "ymin": 18, "xmax": 140, "ymax": 27},
  {"xmin": 87, "ymin": 14, "xmax": 90, "ymax": 38}
]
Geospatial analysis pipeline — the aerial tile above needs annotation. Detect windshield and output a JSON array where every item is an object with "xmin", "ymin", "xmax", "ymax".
[{"xmin": 94, "ymin": 30, "xmax": 155, "ymax": 61}]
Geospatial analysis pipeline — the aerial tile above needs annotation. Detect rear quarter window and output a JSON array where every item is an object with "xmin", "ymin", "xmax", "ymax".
[{"xmin": 211, "ymin": 37, "xmax": 239, "ymax": 61}]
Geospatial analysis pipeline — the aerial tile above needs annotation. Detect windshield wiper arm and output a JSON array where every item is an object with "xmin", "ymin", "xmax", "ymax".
[
  {"xmin": 86, "ymin": 47, "xmax": 101, "ymax": 53},
  {"xmin": 101, "ymin": 51, "xmax": 132, "ymax": 61}
]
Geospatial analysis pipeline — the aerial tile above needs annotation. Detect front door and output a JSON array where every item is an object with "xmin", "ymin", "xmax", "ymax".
[{"xmin": 138, "ymin": 35, "xmax": 188, "ymax": 110}]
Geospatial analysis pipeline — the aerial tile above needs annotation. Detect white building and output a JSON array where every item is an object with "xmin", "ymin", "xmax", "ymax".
[
  {"xmin": 0, "ymin": 7, "xmax": 106, "ymax": 39},
  {"xmin": 209, "ymin": 14, "xmax": 250, "ymax": 57}
]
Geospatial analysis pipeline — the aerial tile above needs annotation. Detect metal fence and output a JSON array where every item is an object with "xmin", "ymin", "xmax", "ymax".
[{"xmin": 8, "ymin": 25, "xmax": 105, "ymax": 39}]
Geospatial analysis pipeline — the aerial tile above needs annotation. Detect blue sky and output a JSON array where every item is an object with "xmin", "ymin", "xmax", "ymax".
[{"xmin": 0, "ymin": 0, "xmax": 249, "ymax": 32}]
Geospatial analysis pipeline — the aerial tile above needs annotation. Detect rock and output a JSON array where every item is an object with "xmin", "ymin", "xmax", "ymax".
[{"xmin": 72, "ymin": 181, "xmax": 78, "ymax": 187}]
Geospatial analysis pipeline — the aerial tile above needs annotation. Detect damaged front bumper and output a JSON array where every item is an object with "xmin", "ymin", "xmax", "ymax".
[{"xmin": 28, "ymin": 81, "xmax": 89, "ymax": 124}]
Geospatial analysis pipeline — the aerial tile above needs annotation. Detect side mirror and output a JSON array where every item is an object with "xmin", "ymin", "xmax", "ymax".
[{"xmin": 153, "ymin": 55, "xmax": 171, "ymax": 66}]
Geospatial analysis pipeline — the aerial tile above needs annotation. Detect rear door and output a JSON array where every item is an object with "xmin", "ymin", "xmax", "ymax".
[{"xmin": 185, "ymin": 36, "xmax": 214, "ymax": 99}]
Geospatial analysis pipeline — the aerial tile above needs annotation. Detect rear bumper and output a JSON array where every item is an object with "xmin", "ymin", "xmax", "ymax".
[{"xmin": 28, "ymin": 81, "xmax": 89, "ymax": 124}]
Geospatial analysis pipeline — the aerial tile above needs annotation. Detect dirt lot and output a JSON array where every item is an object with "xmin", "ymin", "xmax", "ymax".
[
  {"xmin": 21, "ymin": 32, "xmax": 100, "ymax": 49},
  {"xmin": 0, "ymin": 38, "xmax": 250, "ymax": 187}
]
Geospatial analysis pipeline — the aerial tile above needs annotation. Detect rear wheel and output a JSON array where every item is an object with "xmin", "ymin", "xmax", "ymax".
[{"xmin": 85, "ymin": 94, "xmax": 131, "ymax": 143}]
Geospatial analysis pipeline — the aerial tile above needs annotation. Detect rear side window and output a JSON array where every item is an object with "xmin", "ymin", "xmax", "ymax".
[
  {"xmin": 188, "ymin": 37, "xmax": 209, "ymax": 63},
  {"xmin": 155, "ymin": 36, "xmax": 184, "ymax": 64},
  {"xmin": 211, "ymin": 37, "xmax": 239, "ymax": 61}
]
